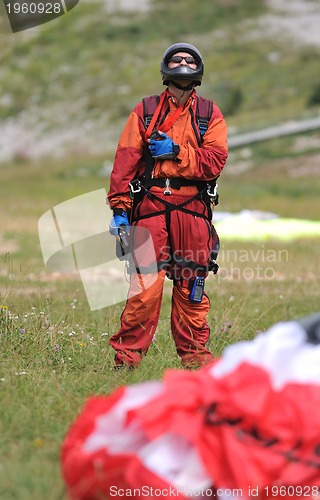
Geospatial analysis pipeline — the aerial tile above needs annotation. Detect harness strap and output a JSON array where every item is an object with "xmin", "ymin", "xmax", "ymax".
[
  {"xmin": 172, "ymin": 256, "xmax": 209, "ymax": 272},
  {"xmin": 131, "ymin": 187, "xmax": 208, "ymax": 223},
  {"xmin": 131, "ymin": 189, "xmax": 210, "ymax": 281},
  {"xmin": 159, "ymin": 104, "xmax": 185, "ymax": 133},
  {"xmin": 144, "ymin": 177, "xmax": 204, "ymax": 190},
  {"xmin": 145, "ymin": 92, "xmax": 166, "ymax": 139},
  {"xmin": 143, "ymin": 95, "xmax": 160, "ymax": 128},
  {"xmin": 145, "ymin": 91, "xmax": 185, "ymax": 140}
]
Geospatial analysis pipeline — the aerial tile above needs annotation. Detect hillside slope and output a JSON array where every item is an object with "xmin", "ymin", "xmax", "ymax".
[{"xmin": 0, "ymin": 0, "xmax": 320, "ymax": 163}]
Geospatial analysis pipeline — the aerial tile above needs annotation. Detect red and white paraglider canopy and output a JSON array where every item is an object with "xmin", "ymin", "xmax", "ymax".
[{"xmin": 61, "ymin": 314, "xmax": 320, "ymax": 499}]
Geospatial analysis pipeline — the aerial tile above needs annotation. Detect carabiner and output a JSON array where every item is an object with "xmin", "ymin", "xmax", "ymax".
[
  {"xmin": 129, "ymin": 179, "xmax": 142, "ymax": 194},
  {"xmin": 207, "ymin": 183, "xmax": 218, "ymax": 198}
]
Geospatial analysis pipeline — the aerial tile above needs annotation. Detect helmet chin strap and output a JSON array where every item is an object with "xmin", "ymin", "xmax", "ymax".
[{"xmin": 170, "ymin": 81, "xmax": 195, "ymax": 91}]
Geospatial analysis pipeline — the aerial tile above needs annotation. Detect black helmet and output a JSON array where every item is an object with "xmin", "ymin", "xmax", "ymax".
[{"xmin": 160, "ymin": 42, "xmax": 204, "ymax": 87}]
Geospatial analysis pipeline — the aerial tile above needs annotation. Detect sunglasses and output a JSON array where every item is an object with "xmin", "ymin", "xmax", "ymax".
[{"xmin": 169, "ymin": 55, "xmax": 197, "ymax": 65}]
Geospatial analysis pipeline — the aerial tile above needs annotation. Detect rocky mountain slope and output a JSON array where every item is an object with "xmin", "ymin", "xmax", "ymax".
[{"xmin": 0, "ymin": 0, "xmax": 319, "ymax": 163}]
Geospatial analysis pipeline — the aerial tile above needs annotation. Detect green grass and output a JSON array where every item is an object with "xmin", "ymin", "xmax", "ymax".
[
  {"xmin": 1, "ymin": 248, "xmax": 319, "ymax": 500},
  {"xmin": 221, "ymin": 130, "xmax": 320, "ymax": 217}
]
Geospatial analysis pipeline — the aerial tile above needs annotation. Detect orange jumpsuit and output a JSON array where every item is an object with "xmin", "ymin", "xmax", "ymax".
[{"xmin": 108, "ymin": 89, "xmax": 228, "ymax": 368}]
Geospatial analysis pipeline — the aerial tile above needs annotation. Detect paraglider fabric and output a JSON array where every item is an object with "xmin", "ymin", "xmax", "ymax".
[{"xmin": 61, "ymin": 317, "xmax": 320, "ymax": 499}]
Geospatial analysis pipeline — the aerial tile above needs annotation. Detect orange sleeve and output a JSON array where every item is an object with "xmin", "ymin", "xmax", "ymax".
[
  {"xmin": 107, "ymin": 103, "xmax": 146, "ymax": 211},
  {"xmin": 176, "ymin": 106, "xmax": 228, "ymax": 180}
]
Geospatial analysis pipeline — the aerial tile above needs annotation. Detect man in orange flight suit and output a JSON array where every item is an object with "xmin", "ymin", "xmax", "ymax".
[{"xmin": 108, "ymin": 42, "xmax": 228, "ymax": 369}]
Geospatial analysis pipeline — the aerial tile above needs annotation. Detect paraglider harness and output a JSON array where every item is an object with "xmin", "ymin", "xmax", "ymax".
[{"xmin": 125, "ymin": 94, "xmax": 220, "ymax": 288}]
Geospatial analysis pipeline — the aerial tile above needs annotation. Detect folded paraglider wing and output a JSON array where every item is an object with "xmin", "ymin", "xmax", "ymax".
[{"xmin": 61, "ymin": 314, "xmax": 320, "ymax": 499}]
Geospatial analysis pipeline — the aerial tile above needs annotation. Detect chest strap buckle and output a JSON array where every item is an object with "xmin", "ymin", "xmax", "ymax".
[{"xmin": 164, "ymin": 178, "xmax": 172, "ymax": 196}]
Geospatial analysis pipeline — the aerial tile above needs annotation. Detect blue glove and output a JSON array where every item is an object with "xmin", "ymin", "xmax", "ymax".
[
  {"xmin": 109, "ymin": 209, "xmax": 130, "ymax": 236},
  {"xmin": 149, "ymin": 132, "xmax": 180, "ymax": 160}
]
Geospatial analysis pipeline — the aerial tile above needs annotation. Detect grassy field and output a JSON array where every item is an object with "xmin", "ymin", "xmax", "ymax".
[{"xmin": 1, "ymin": 130, "xmax": 320, "ymax": 499}]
